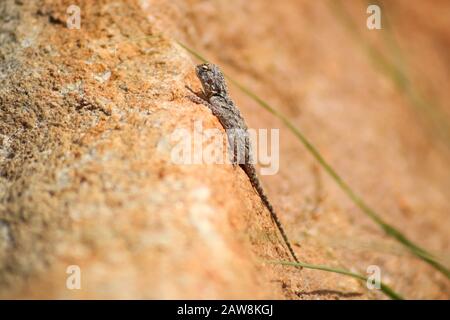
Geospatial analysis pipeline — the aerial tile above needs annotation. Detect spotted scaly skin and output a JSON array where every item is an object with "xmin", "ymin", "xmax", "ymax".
[{"xmin": 192, "ymin": 63, "xmax": 300, "ymax": 264}]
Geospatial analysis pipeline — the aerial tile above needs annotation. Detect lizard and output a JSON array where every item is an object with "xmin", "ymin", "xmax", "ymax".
[{"xmin": 188, "ymin": 63, "xmax": 300, "ymax": 265}]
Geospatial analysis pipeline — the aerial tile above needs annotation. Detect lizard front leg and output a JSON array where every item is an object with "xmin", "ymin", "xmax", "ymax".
[
  {"xmin": 185, "ymin": 85, "xmax": 210, "ymax": 106},
  {"xmin": 186, "ymin": 86, "xmax": 236, "ymax": 166}
]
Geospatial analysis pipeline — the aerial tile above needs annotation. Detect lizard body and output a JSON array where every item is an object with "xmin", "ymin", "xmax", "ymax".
[{"xmin": 191, "ymin": 63, "xmax": 300, "ymax": 264}]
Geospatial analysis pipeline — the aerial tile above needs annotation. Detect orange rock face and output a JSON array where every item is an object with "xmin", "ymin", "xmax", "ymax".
[{"xmin": 0, "ymin": 0, "xmax": 449, "ymax": 299}]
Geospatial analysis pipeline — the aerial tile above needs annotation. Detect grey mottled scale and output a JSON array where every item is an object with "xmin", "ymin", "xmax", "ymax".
[{"xmin": 193, "ymin": 63, "xmax": 300, "ymax": 264}]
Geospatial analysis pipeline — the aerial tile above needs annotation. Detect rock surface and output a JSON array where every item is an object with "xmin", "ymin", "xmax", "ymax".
[
  {"xmin": 0, "ymin": 0, "xmax": 449, "ymax": 299},
  {"xmin": 0, "ymin": 0, "xmax": 287, "ymax": 299}
]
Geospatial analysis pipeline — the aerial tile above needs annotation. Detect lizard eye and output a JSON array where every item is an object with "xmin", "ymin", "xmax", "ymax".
[{"xmin": 201, "ymin": 65, "xmax": 209, "ymax": 70}]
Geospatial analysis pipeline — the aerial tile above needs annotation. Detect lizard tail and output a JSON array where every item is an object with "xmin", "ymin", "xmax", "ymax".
[{"xmin": 241, "ymin": 165, "xmax": 300, "ymax": 265}]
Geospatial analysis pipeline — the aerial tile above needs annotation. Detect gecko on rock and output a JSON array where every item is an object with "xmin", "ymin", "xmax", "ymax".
[{"xmin": 189, "ymin": 63, "xmax": 300, "ymax": 265}]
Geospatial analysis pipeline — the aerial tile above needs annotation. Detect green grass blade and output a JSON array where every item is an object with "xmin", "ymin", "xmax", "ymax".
[
  {"xmin": 177, "ymin": 42, "xmax": 450, "ymax": 279},
  {"xmin": 329, "ymin": 0, "xmax": 450, "ymax": 149},
  {"xmin": 269, "ymin": 260, "xmax": 404, "ymax": 300}
]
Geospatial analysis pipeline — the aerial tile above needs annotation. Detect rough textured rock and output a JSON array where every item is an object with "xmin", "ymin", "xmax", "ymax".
[
  {"xmin": 1, "ymin": 0, "xmax": 449, "ymax": 299},
  {"xmin": 0, "ymin": 0, "xmax": 291, "ymax": 299},
  {"xmin": 159, "ymin": 0, "xmax": 450, "ymax": 299}
]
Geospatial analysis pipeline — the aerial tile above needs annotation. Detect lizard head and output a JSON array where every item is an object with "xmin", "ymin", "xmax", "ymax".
[{"xmin": 195, "ymin": 63, "xmax": 229, "ymax": 99}]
